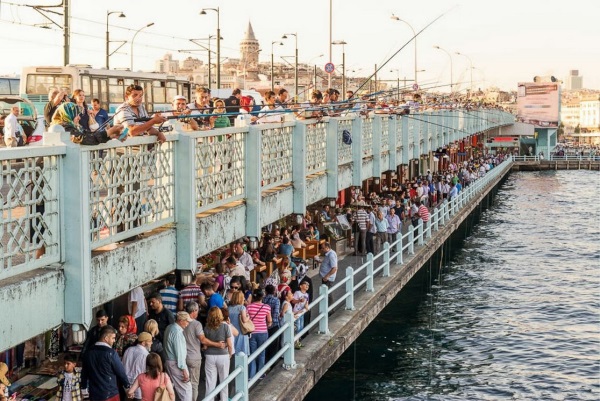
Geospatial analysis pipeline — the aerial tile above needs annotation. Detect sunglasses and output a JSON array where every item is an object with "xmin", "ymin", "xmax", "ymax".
[{"xmin": 231, "ymin": 286, "xmax": 240, "ymax": 290}]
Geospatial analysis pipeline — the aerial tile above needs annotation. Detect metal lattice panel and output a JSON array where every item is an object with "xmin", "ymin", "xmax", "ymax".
[
  {"xmin": 195, "ymin": 133, "xmax": 245, "ymax": 212},
  {"xmin": 381, "ymin": 117, "xmax": 389, "ymax": 154},
  {"xmin": 0, "ymin": 156, "xmax": 60, "ymax": 274},
  {"xmin": 396, "ymin": 117, "xmax": 403, "ymax": 149},
  {"xmin": 88, "ymin": 143, "xmax": 175, "ymax": 247},
  {"xmin": 261, "ymin": 126, "xmax": 293, "ymax": 189},
  {"xmin": 408, "ymin": 119, "xmax": 415, "ymax": 150},
  {"xmin": 306, "ymin": 122, "xmax": 327, "ymax": 174},
  {"xmin": 362, "ymin": 117, "xmax": 373, "ymax": 157},
  {"xmin": 337, "ymin": 118, "xmax": 353, "ymax": 165}
]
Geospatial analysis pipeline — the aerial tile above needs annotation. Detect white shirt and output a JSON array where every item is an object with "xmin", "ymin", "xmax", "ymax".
[
  {"xmin": 128, "ymin": 287, "xmax": 146, "ymax": 318},
  {"xmin": 4, "ymin": 113, "xmax": 22, "ymax": 142},
  {"xmin": 122, "ymin": 344, "xmax": 149, "ymax": 399},
  {"xmin": 258, "ymin": 105, "xmax": 283, "ymax": 123}
]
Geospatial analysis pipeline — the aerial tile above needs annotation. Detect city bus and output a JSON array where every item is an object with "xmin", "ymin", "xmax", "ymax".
[
  {"xmin": 20, "ymin": 65, "xmax": 192, "ymax": 114},
  {"xmin": 0, "ymin": 77, "xmax": 20, "ymax": 95}
]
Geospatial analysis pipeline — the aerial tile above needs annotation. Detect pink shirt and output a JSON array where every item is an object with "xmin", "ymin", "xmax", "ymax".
[
  {"xmin": 137, "ymin": 373, "xmax": 172, "ymax": 401},
  {"xmin": 247, "ymin": 302, "xmax": 271, "ymax": 333}
]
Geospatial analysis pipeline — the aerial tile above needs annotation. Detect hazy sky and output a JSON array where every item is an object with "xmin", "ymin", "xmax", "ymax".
[{"xmin": 1, "ymin": 0, "xmax": 598, "ymax": 92}]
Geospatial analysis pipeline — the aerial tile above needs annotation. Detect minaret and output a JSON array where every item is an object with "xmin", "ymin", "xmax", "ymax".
[{"xmin": 240, "ymin": 21, "xmax": 260, "ymax": 80}]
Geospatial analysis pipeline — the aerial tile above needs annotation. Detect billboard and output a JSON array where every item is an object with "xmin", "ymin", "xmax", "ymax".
[{"xmin": 516, "ymin": 82, "xmax": 559, "ymax": 127}]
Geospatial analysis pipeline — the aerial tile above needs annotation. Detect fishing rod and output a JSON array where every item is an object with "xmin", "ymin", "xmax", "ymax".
[{"xmin": 353, "ymin": 7, "xmax": 457, "ymax": 96}]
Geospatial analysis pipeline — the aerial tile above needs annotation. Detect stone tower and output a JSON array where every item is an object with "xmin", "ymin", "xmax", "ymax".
[{"xmin": 240, "ymin": 21, "xmax": 260, "ymax": 80}]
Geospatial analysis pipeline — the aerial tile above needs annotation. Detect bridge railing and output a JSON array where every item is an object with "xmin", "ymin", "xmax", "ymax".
[
  {"xmin": 217, "ymin": 156, "xmax": 513, "ymax": 401},
  {"xmin": 512, "ymin": 154, "xmax": 599, "ymax": 162},
  {"xmin": 0, "ymin": 110, "xmax": 513, "ymax": 285}
]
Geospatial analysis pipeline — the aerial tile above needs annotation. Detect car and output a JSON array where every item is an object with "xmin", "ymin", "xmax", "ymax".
[{"xmin": 0, "ymin": 95, "xmax": 45, "ymax": 145}]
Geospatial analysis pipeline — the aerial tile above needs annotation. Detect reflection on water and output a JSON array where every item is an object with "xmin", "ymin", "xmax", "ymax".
[{"xmin": 305, "ymin": 170, "xmax": 600, "ymax": 401}]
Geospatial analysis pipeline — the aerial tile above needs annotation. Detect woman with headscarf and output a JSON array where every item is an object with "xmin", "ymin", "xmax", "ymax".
[
  {"xmin": 114, "ymin": 315, "xmax": 138, "ymax": 358},
  {"xmin": 50, "ymin": 102, "xmax": 124, "ymax": 145}
]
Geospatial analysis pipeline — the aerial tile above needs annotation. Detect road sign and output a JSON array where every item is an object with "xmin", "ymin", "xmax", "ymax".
[
  {"xmin": 412, "ymin": 83, "xmax": 419, "ymax": 91},
  {"xmin": 324, "ymin": 62, "xmax": 335, "ymax": 74}
]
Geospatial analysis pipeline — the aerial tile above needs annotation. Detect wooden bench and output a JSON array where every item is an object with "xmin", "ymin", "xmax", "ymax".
[{"xmin": 305, "ymin": 239, "xmax": 325, "ymax": 258}]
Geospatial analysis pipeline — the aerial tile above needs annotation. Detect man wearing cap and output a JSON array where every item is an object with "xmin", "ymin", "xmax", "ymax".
[
  {"xmin": 81, "ymin": 326, "xmax": 130, "ymax": 401},
  {"xmin": 122, "ymin": 332, "xmax": 152, "ymax": 401},
  {"xmin": 166, "ymin": 96, "xmax": 199, "ymax": 131},
  {"xmin": 164, "ymin": 312, "xmax": 193, "ymax": 401}
]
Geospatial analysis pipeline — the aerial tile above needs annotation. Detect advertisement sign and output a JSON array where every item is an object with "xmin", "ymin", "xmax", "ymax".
[{"xmin": 516, "ymin": 82, "xmax": 559, "ymax": 128}]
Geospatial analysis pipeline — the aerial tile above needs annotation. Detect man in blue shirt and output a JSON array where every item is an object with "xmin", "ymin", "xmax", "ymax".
[
  {"xmin": 201, "ymin": 282, "xmax": 225, "ymax": 309},
  {"xmin": 164, "ymin": 312, "xmax": 193, "ymax": 401},
  {"xmin": 318, "ymin": 242, "xmax": 338, "ymax": 287}
]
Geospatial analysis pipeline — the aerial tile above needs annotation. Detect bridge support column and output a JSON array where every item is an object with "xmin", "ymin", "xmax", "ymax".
[
  {"xmin": 352, "ymin": 117, "xmax": 363, "ymax": 187},
  {"xmin": 326, "ymin": 119, "xmax": 340, "ymax": 199},
  {"xmin": 292, "ymin": 123, "xmax": 307, "ymax": 214},
  {"xmin": 175, "ymin": 133, "xmax": 197, "ymax": 272},
  {"xmin": 245, "ymin": 125, "xmax": 262, "ymax": 238}
]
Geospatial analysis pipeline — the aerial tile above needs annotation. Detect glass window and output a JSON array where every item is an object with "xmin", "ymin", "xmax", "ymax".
[
  {"xmin": 25, "ymin": 74, "xmax": 72, "ymax": 95},
  {"xmin": 81, "ymin": 75, "xmax": 91, "ymax": 103},
  {"xmin": 152, "ymin": 80, "xmax": 165, "ymax": 103},
  {"xmin": 100, "ymin": 79, "xmax": 108, "ymax": 107},
  {"xmin": 0, "ymin": 79, "xmax": 10, "ymax": 95},
  {"xmin": 109, "ymin": 83, "xmax": 122, "ymax": 103}
]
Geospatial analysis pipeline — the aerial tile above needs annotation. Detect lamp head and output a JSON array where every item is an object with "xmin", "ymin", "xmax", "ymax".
[
  {"xmin": 282, "ymin": 34, "xmax": 288, "ymax": 39},
  {"xmin": 118, "ymin": 12, "xmax": 126, "ymax": 18},
  {"xmin": 200, "ymin": 9, "xmax": 207, "ymax": 15},
  {"xmin": 391, "ymin": 14, "xmax": 400, "ymax": 21},
  {"xmin": 146, "ymin": 22, "xmax": 155, "ymax": 28}
]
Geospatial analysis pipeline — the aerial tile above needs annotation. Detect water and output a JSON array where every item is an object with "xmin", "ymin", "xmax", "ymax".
[{"xmin": 305, "ymin": 170, "xmax": 600, "ymax": 401}]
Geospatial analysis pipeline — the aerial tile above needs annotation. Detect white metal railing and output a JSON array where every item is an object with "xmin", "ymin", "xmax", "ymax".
[
  {"xmin": 512, "ymin": 154, "xmax": 600, "ymax": 162},
  {"xmin": 212, "ymin": 157, "xmax": 513, "ymax": 401}
]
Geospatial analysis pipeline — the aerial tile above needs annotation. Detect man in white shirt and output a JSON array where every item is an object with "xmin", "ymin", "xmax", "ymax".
[
  {"xmin": 3, "ymin": 106, "xmax": 27, "ymax": 147},
  {"xmin": 128, "ymin": 287, "xmax": 147, "ymax": 334}
]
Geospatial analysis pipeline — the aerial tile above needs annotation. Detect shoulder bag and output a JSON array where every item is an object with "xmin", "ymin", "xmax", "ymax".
[{"xmin": 154, "ymin": 373, "xmax": 171, "ymax": 401}]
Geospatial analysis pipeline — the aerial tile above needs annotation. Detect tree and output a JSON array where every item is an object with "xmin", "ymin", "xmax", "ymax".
[{"xmin": 574, "ymin": 124, "xmax": 581, "ymax": 134}]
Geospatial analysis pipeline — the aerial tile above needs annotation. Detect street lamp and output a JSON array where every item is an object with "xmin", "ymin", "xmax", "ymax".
[
  {"xmin": 282, "ymin": 33, "xmax": 298, "ymax": 101},
  {"xmin": 390, "ymin": 68, "xmax": 401, "ymax": 101},
  {"xmin": 308, "ymin": 54, "xmax": 324, "ymax": 94},
  {"xmin": 455, "ymin": 51, "xmax": 473, "ymax": 98},
  {"xmin": 433, "ymin": 45, "xmax": 453, "ymax": 96},
  {"xmin": 200, "ymin": 7, "xmax": 220, "ymax": 88},
  {"xmin": 391, "ymin": 15, "xmax": 418, "ymax": 84},
  {"xmin": 130, "ymin": 22, "xmax": 154, "ymax": 71},
  {"xmin": 105, "ymin": 11, "xmax": 125, "ymax": 69},
  {"xmin": 332, "ymin": 40, "xmax": 347, "ymax": 100},
  {"xmin": 271, "ymin": 41, "xmax": 283, "ymax": 91}
]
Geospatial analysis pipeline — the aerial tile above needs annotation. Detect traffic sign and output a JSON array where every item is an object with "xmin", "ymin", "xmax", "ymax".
[
  {"xmin": 324, "ymin": 62, "xmax": 335, "ymax": 74},
  {"xmin": 412, "ymin": 83, "xmax": 419, "ymax": 91}
]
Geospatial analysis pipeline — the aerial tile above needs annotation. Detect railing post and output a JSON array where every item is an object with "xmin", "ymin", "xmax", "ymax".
[
  {"xmin": 62, "ymin": 130, "xmax": 93, "ymax": 326},
  {"xmin": 234, "ymin": 352, "xmax": 249, "ymax": 401},
  {"xmin": 282, "ymin": 309, "xmax": 296, "ymax": 370},
  {"xmin": 396, "ymin": 234, "xmax": 403, "ymax": 265},
  {"xmin": 433, "ymin": 208, "xmax": 439, "ymax": 231},
  {"xmin": 417, "ymin": 219, "xmax": 424, "ymax": 245},
  {"xmin": 383, "ymin": 242, "xmax": 390, "ymax": 277},
  {"xmin": 345, "ymin": 266, "xmax": 355, "ymax": 310},
  {"xmin": 318, "ymin": 284, "xmax": 329, "ymax": 334},
  {"xmin": 366, "ymin": 253, "xmax": 374, "ymax": 292},
  {"xmin": 245, "ymin": 125, "xmax": 262, "ymax": 238},
  {"xmin": 408, "ymin": 228, "xmax": 414, "ymax": 254},
  {"xmin": 326, "ymin": 119, "xmax": 340, "ymax": 199},
  {"xmin": 351, "ymin": 116, "xmax": 363, "ymax": 187},
  {"xmin": 439, "ymin": 201, "xmax": 445, "ymax": 226},
  {"xmin": 425, "ymin": 219, "xmax": 432, "ymax": 239},
  {"xmin": 175, "ymin": 133, "xmax": 197, "ymax": 273},
  {"xmin": 292, "ymin": 122, "xmax": 308, "ymax": 215}
]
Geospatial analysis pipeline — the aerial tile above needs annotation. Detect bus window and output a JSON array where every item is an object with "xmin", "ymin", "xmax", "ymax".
[
  {"xmin": 152, "ymin": 80, "xmax": 165, "ymax": 104},
  {"xmin": 108, "ymin": 78, "xmax": 122, "ymax": 103},
  {"xmin": 25, "ymin": 74, "xmax": 72, "ymax": 95},
  {"xmin": 81, "ymin": 75, "xmax": 91, "ymax": 103},
  {"xmin": 166, "ymin": 81, "xmax": 177, "ymax": 103},
  {"xmin": 0, "ymin": 79, "xmax": 10, "ymax": 95},
  {"xmin": 100, "ymin": 79, "xmax": 109, "ymax": 108},
  {"xmin": 140, "ymin": 81, "xmax": 152, "ymax": 106}
]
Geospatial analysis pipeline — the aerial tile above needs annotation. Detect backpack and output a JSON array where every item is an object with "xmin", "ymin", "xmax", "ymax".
[{"xmin": 342, "ymin": 129, "xmax": 352, "ymax": 145}]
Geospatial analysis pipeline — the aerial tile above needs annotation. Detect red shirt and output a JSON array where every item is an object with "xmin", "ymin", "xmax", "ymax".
[{"xmin": 418, "ymin": 205, "xmax": 430, "ymax": 222}]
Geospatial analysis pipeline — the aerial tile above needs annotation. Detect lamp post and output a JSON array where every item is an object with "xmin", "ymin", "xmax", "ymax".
[
  {"xmin": 282, "ymin": 33, "xmax": 298, "ymax": 101},
  {"xmin": 200, "ymin": 7, "xmax": 220, "ymax": 88},
  {"xmin": 390, "ymin": 68, "xmax": 401, "ymax": 101},
  {"xmin": 391, "ymin": 15, "xmax": 418, "ymax": 84},
  {"xmin": 130, "ymin": 22, "xmax": 154, "ymax": 71},
  {"xmin": 271, "ymin": 41, "xmax": 283, "ymax": 91},
  {"xmin": 332, "ymin": 40, "xmax": 347, "ymax": 100},
  {"xmin": 105, "ymin": 11, "xmax": 125, "ymax": 69},
  {"xmin": 455, "ymin": 51, "xmax": 473, "ymax": 98},
  {"xmin": 433, "ymin": 45, "xmax": 453, "ymax": 96}
]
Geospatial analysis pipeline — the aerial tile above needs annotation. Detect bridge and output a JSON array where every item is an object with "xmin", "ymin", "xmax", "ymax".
[{"xmin": 0, "ymin": 109, "xmax": 514, "ymax": 398}]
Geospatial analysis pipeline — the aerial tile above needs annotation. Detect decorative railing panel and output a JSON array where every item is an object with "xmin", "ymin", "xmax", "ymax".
[
  {"xmin": 336, "ymin": 117, "xmax": 353, "ymax": 165},
  {"xmin": 260, "ymin": 125, "xmax": 293, "ymax": 190},
  {"xmin": 88, "ymin": 141, "xmax": 175, "ymax": 248},
  {"xmin": 381, "ymin": 116, "xmax": 389, "ymax": 154},
  {"xmin": 195, "ymin": 131, "xmax": 245, "ymax": 212},
  {"xmin": 362, "ymin": 117, "xmax": 373, "ymax": 158},
  {"xmin": 305, "ymin": 121, "xmax": 327, "ymax": 174}
]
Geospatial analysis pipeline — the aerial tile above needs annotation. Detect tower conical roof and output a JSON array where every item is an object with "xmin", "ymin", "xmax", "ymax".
[{"xmin": 244, "ymin": 21, "xmax": 257, "ymax": 41}]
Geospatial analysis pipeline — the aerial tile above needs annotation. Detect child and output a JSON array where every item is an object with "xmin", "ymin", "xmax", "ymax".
[
  {"xmin": 56, "ymin": 353, "xmax": 83, "ymax": 401},
  {"xmin": 291, "ymin": 281, "xmax": 310, "ymax": 349}
]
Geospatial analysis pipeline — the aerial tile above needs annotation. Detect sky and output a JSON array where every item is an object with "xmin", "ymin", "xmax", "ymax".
[{"xmin": 0, "ymin": 0, "xmax": 598, "ymax": 93}]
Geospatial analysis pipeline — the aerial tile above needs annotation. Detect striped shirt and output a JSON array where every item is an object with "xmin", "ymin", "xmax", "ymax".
[
  {"xmin": 247, "ymin": 303, "xmax": 271, "ymax": 333},
  {"xmin": 263, "ymin": 294, "xmax": 281, "ymax": 327},
  {"xmin": 160, "ymin": 286, "xmax": 179, "ymax": 313},
  {"xmin": 354, "ymin": 209, "xmax": 369, "ymax": 230},
  {"xmin": 418, "ymin": 205, "xmax": 430, "ymax": 222},
  {"xmin": 179, "ymin": 284, "xmax": 202, "ymax": 307},
  {"xmin": 114, "ymin": 102, "xmax": 149, "ymax": 131}
]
